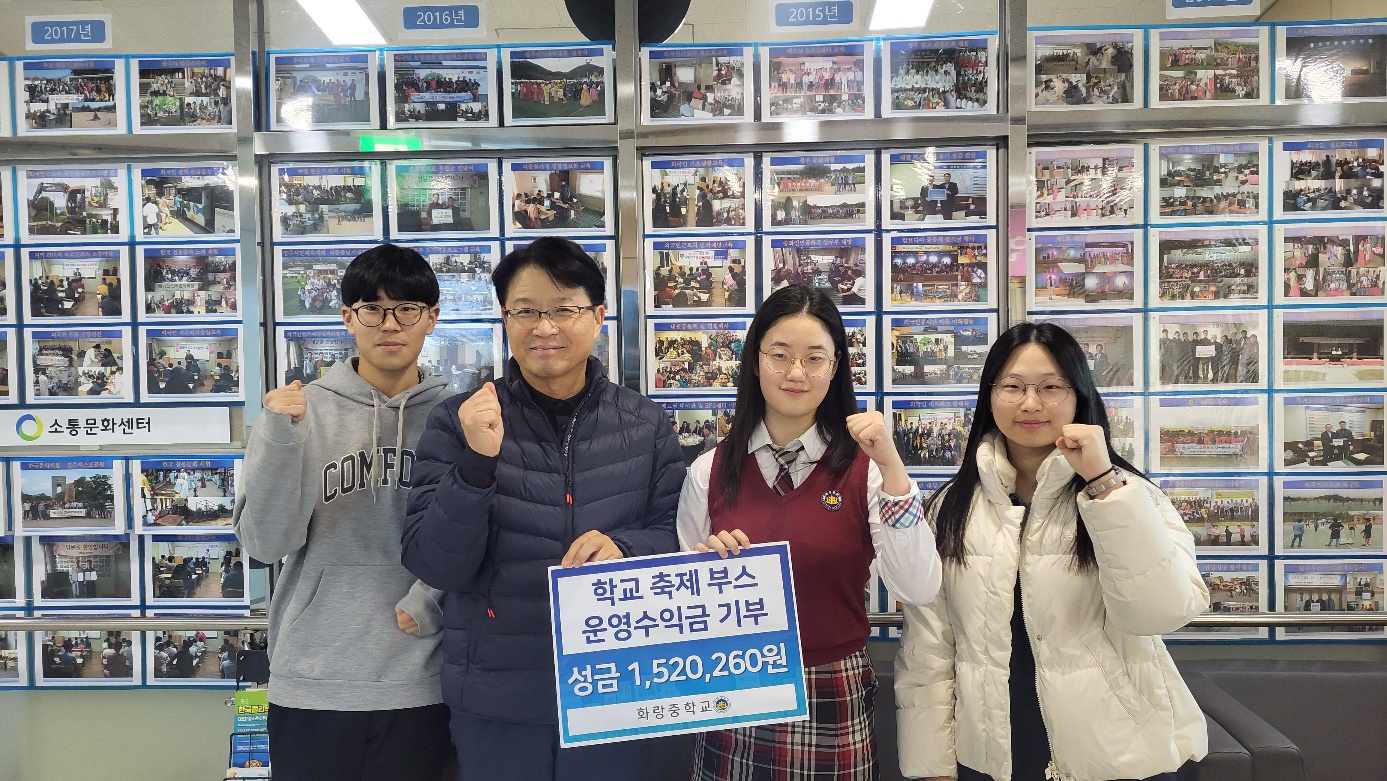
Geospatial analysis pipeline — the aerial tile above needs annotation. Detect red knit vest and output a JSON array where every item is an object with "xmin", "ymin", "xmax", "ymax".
[{"xmin": 708, "ymin": 442, "xmax": 873, "ymax": 667}]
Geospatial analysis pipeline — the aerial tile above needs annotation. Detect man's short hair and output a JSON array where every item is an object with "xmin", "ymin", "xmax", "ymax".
[
  {"xmin": 493, "ymin": 237, "xmax": 606, "ymax": 307},
  {"xmin": 340, "ymin": 243, "xmax": 439, "ymax": 308}
]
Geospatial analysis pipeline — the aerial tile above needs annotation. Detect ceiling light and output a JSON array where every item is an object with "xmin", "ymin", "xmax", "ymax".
[
  {"xmin": 296, "ymin": 0, "xmax": 386, "ymax": 46},
  {"xmin": 869, "ymin": 0, "xmax": 934, "ymax": 31}
]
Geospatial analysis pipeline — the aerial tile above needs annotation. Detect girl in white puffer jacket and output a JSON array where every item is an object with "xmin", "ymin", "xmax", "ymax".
[{"xmin": 896, "ymin": 322, "xmax": 1210, "ymax": 781}]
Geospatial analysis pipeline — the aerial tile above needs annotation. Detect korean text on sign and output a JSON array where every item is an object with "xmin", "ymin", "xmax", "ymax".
[{"xmin": 549, "ymin": 543, "xmax": 808, "ymax": 747}]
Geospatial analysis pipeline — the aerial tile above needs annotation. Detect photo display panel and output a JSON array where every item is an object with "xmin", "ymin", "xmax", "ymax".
[
  {"xmin": 387, "ymin": 48, "xmax": 498, "ymax": 128},
  {"xmin": 882, "ymin": 35, "xmax": 996, "ymax": 117},
  {"xmin": 1029, "ymin": 29, "xmax": 1143, "ymax": 110},
  {"xmin": 1150, "ymin": 27, "xmax": 1268, "ymax": 107},
  {"xmin": 642, "ymin": 45, "xmax": 753, "ymax": 124}
]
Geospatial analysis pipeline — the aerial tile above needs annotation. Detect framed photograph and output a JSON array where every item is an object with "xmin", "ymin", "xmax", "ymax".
[
  {"xmin": 145, "ymin": 615, "xmax": 245, "ymax": 685},
  {"xmin": 659, "ymin": 399, "xmax": 736, "ymax": 467},
  {"xmin": 0, "ymin": 250, "xmax": 14, "ymax": 324},
  {"xmin": 18, "ymin": 164, "xmax": 127, "ymax": 242},
  {"xmin": 1106, "ymin": 395, "xmax": 1146, "ymax": 471},
  {"xmin": 276, "ymin": 326, "xmax": 358, "ymax": 386},
  {"xmin": 1157, "ymin": 477, "xmax": 1265, "ymax": 554},
  {"xmin": 135, "ymin": 163, "xmax": 238, "ymax": 238},
  {"xmin": 405, "ymin": 242, "xmax": 501, "ymax": 319},
  {"xmin": 1277, "ymin": 478, "xmax": 1383, "ymax": 555},
  {"xmin": 30, "ymin": 536, "xmax": 137, "ymax": 606},
  {"xmin": 1028, "ymin": 146, "xmax": 1143, "ymax": 227},
  {"xmin": 883, "ymin": 147, "xmax": 995, "ymax": 228},
  {"xmin": 764, "ymin": 234, "xmax": 872, "ymax": 309},
  {"xmin": 885, "ymin": 231, "xmax": 994, "ymax": 310},
  {"xmin": 1274, "ymin": 137, "xmax": 1384, "ymax": 219},
  {"xmin": 762, "ymin": 152, "xmax": 874, "ymax": 232},
  {"xmin": 1030, "ymin": 313, "xmax": 1142, "ymax": 392},
  {"xmin": 594, "ymin": 320, "xmax": 618, "ymax": 377},
  {"xmin": 1277, "ymin": 222, "xmax": 1386, "ymax": 303},
  {"xmin": 885, "ymin": 314, "xmax": 995, "ymax": 392},
  {"xmin": 13, "ymin": 458, "xmax": 125, "ymax": 536},
  {"xmin": 421, "ymin": 323, "xmax": 503, "ymax": 397},
  {"xmin": 133, "ymin": 457, "xmax": 239, "ymax": 534},
  {"xmin": 0, "ymin": 623, "xmax": 26, "ymax": 687},
  {"xmin": 23, "ymin": 246, "xmax": 129, "ymax": 322},
  {"xmin": 508, "ymin": 239, "xmax": 616, "ymax": 308},
  {"xmin": 642, "ymin": 45, "xmax": 751, "ymax": 124},
  {"xmin": 1149, "ymin": 226, "xmax": 1266, "ymax": 306},
  {"xmin": 34, "ymin": 612, "xmax": 143, "ymax": 685},
  {"xmin": 842, "ymin": 316, "xmax": 876, "ymax": 392},
  {"xmin": 1277, "ymin": 23, "xmax": 1387, "ymax": 104},
  {"xmin": 1277, "ymin": 309, "xmax": 1386, "ymax": 389},
  {"xmin": 1276, "ymin": 560, "xmax": 1386, "ymax": 640},
  {"xmin": 1028, "ymin": 230, "xmax": 1140, "ymax": 311},
  {"xmin": 1174, "ymin": 561, "xmax": 1267, "ymax": 641},
  {"xmin": 647, "ymin": 318, "xmax": 752, "ymax": 395},
  {"xmin": 888, "ymin": 396, "xmax": 976, "ymax": 473},
  {"xmin": 1151, "ymin": 139, "xmax": 1267, "ymax": 224},
  {"xmin": 1149, "ymin": 395, "xmax": 1266, "ymax": 473},
  {"xmin": 503, "ymin": 45, "xmax": 613, "ymax": 125},
  {"xmin": 138, "ymin": 245, "xmax": 241, "ymax": 319},
  {"xmin": 761, "ymin": 41, "xmax": 873, "ymax": 121},
  {"xmin": 1150, "ymin": 27, "xmax": 1268, "ymax": 107},
  {"xmin": 27, "ymin": 327, "xmax": 132, "ymax": 403},
  {"xmin": 1150, "ymin": 311, "xmax": 1265, "ymax": 391},
  {"xmin": 647, "ymin": 237, "xmax": 753, "ymax": 313},
  {"xmin": 1278, "ymin": 393, "xmax": 1385, "ymax": 470},
  {"xmin": 1029, "ymin": 30, "xmax": 1142, "ymax": 110},
  {"xmin": 503, "ymin": 158, "xmax": 613, "ymax": 235},
  {"xmin": 0, "ymin": 330, "xmax": 14, "ymax": 405},
  {"xmin": 643, "ymin": 155, "xmax": 752, "ymax": 233},
  {"xmin": 17, "ymin": 57, "xmax": 127, "ymax": 135},
  {"xmin": 1, "ymin": 536, "xmax": 28, "ymax": 605},
  {"xmin": 132, "ymin": 56, "xmax": 235, "ymax": 132},
  {"xmin": 882, "ymin": 35, "xmax": 996, "ymax": 117},
  {"xmin": 267, "ymin": 50, "xmax": 379, "ymax": 131},
  {"xmin": 0, "ymin": 167, "xmax": 11, "ymax": 242},
  {"xmin": 0, "ymin": 63, "xmax": 10, "ymax": 138},
  {"xmin": 146, "ymin": 535, "xmax": 248, "ymax": 606},
  {"xmin": 387, "ymin": 48, "xmax": 497, "ymax": 128},
  {"xmin": 272, "ymin": 163, "xmax": 382, "ymax": 242},
  {"xmin": 139, "ymin": 326, "xmax": 245, "ymax": 402},
  {"xmin": 388, "ymin": 160, "xmax": 497, "ymax": 238},
  {"xmin": 274, "ymin": 244, "xmax": 374, "ymax": 321}
]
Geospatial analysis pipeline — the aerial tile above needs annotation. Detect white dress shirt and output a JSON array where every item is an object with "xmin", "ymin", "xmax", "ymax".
[{"xmin": 676, "ymin": 421, "xmax": 942, "ymax": 607}]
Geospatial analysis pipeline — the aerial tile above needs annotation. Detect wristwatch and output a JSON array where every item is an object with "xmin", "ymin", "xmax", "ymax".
[{"xmin": 1083, "ymin": 467, "xmax": 1127, "ymax": 498}]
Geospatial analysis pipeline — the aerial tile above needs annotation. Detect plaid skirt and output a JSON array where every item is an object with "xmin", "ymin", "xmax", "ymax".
[{"xmin": 690, "ymin": 647, "xmax": 879, "ymax": 781}]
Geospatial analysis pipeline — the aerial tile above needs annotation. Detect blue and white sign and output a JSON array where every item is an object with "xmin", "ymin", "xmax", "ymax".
[
  {"xmin": 771, "ymin": 1, "xmax": 855, "ymax": 32},
  {"xmin": 402, "ymin": 5, "xmax": 485, "ymax": 37},
  {"xmin": 26, "ymin": 15, "xmax": 111, "ymax": 50},
  {"xmin": 549, "ymin": 544, "xmax": 808, "ymax": 747},
  {"xmin": 1167, "ymin": 0, "xmax": 1260, "ymax": 19}
]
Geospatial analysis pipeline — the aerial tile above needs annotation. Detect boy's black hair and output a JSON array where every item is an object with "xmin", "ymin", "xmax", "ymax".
[
  {"xmin": 493, "ymin": 237, "xmax": 606, "ymax": 307},
  {"xmin": 340, "ymin": 243, "xmax": 440, "ymax": 307}
]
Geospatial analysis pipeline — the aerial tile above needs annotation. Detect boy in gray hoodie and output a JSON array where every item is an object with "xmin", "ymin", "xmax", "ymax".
[{"xmin": 234, "ymin": 244, "xmax": 455, "ymax": 780}]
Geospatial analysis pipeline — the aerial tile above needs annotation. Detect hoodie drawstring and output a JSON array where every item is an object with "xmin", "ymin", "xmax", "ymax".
[{"xmin": 367, "ymin": 386, "xmax": 416, "ymax": 505}]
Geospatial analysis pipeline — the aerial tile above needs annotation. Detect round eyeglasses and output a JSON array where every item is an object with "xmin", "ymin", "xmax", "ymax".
[
  {"xmin": 759, "ymin": 349, "xmax": 837, "ymax": 377},
  {"xmin": 350, "ymin": 303, "xmax": 428, "ymax": 327},
  {"xmin": 991, "ymin": 379, "xmax": 1072, "ymax": 405}
]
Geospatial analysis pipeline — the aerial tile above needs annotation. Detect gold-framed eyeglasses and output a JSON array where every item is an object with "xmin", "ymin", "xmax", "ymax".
[
  {"xmin": 992, "ymin": 378, "xmax": 1072, "ymax": 405},
  {"xmin": 760, "ymin": 349, "xmax": 837, "ymax": 377},
  {"xmin": 350, "ymin": 303, "xmax": 428, "ymax": 327},
  {"xmin": 503, "ymin": 305, "xmax": 598, "ymax": 326}
]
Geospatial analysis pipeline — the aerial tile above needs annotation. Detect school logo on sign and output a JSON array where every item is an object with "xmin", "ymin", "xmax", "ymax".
[
  {"xmin": 16, "ymin": 414, "xmax": 43, "ymax": 442},
  {"xmin": 714, "ymin": 697, "xmax": 732, "ymax": 713},
  {"xmin": 821, "ymin": 490, "xmax": 843, "ymax": 511}
]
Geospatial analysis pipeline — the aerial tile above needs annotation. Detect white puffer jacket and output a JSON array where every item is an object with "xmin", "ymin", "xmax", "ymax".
[{"xmin": 895, "ymin": 434, "xmax": 1209, "ymax": 781}]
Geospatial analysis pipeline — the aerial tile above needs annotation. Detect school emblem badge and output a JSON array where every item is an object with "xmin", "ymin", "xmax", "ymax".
[
  {"xmin": 714, "ymin": 697, "xmax": 732, "ymax": 713},
  {"xmin": 821, "ymin": 490, "xmax": 843, "ymax": 511}
]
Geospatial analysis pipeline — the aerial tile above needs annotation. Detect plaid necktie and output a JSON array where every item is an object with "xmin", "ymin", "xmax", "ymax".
[{"xmin": 771, "ymin": 442, "xmax": 802, "ymax": 496}]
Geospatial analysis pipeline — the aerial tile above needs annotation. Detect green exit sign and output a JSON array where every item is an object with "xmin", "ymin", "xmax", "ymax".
[{"xmin": 359, "ymin": 135, "xmax": 423, "ymax": 152}]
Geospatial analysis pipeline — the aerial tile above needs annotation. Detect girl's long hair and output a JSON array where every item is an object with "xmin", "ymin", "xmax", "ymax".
[
  {"xmin": 716, "ymin": 285, "xmax": 858, "ymax": 505},
  {"xmin": 924, "ymin": 322, "xmax": 1147, "ymax": 571}
]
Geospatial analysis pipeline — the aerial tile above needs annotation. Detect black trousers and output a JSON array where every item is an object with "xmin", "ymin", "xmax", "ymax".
[
  {"xmin": 268, "ymin": 702, "xmax": 453, "ymax": 781},
  {"xmin": 959, "ymin": 764, "xmax": 1177, "ymax": 781},
  {"xmin": 449, "ymin": 711, "xmax": 652, "ymax": 781}
]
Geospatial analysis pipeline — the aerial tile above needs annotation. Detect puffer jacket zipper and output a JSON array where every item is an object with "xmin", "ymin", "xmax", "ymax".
[
  {"xmin": 560, "ymin": 382, "xmax": 601, "ymax": 544},
  {"xmin": 1014, "ymin": 494, "xmax": 1065, "ymax": 781}
]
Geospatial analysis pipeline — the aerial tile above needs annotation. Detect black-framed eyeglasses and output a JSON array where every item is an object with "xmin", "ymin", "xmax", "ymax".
[
  {"xmin": 503, "ymin": 306, "xmax": 598, "ymax": 326},
  {"xmin": 991, "ymin": 378, "xmax": 1073, "ymax": 405},
  {"xmin": 350, "ymin": 303, "xmax": 429, "ymax": 327}
]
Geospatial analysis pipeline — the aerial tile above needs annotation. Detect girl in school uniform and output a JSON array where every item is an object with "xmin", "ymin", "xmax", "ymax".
[
  {"xmin": 895, "ymin": 322, "xmax": 1208, "ymax": 781},
  {"xmin": 677, "ymin": 285, "xmax": 943, "ymax": 780}
]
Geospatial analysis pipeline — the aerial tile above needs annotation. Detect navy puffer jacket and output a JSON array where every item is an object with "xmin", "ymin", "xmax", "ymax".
[{"xmin": 402, "ymin": 357, "xmax": 685, "ymax": 723}]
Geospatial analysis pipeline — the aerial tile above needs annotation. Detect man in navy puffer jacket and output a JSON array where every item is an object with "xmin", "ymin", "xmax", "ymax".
[{"xmin": 403, "ymin": 237, "xmax": 685, "ymax": 781}]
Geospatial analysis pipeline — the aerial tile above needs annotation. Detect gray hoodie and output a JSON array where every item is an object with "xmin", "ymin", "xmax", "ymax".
[{"xmin": 234, "ymin": 361, "xmax": 452, "ymax": 710}]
